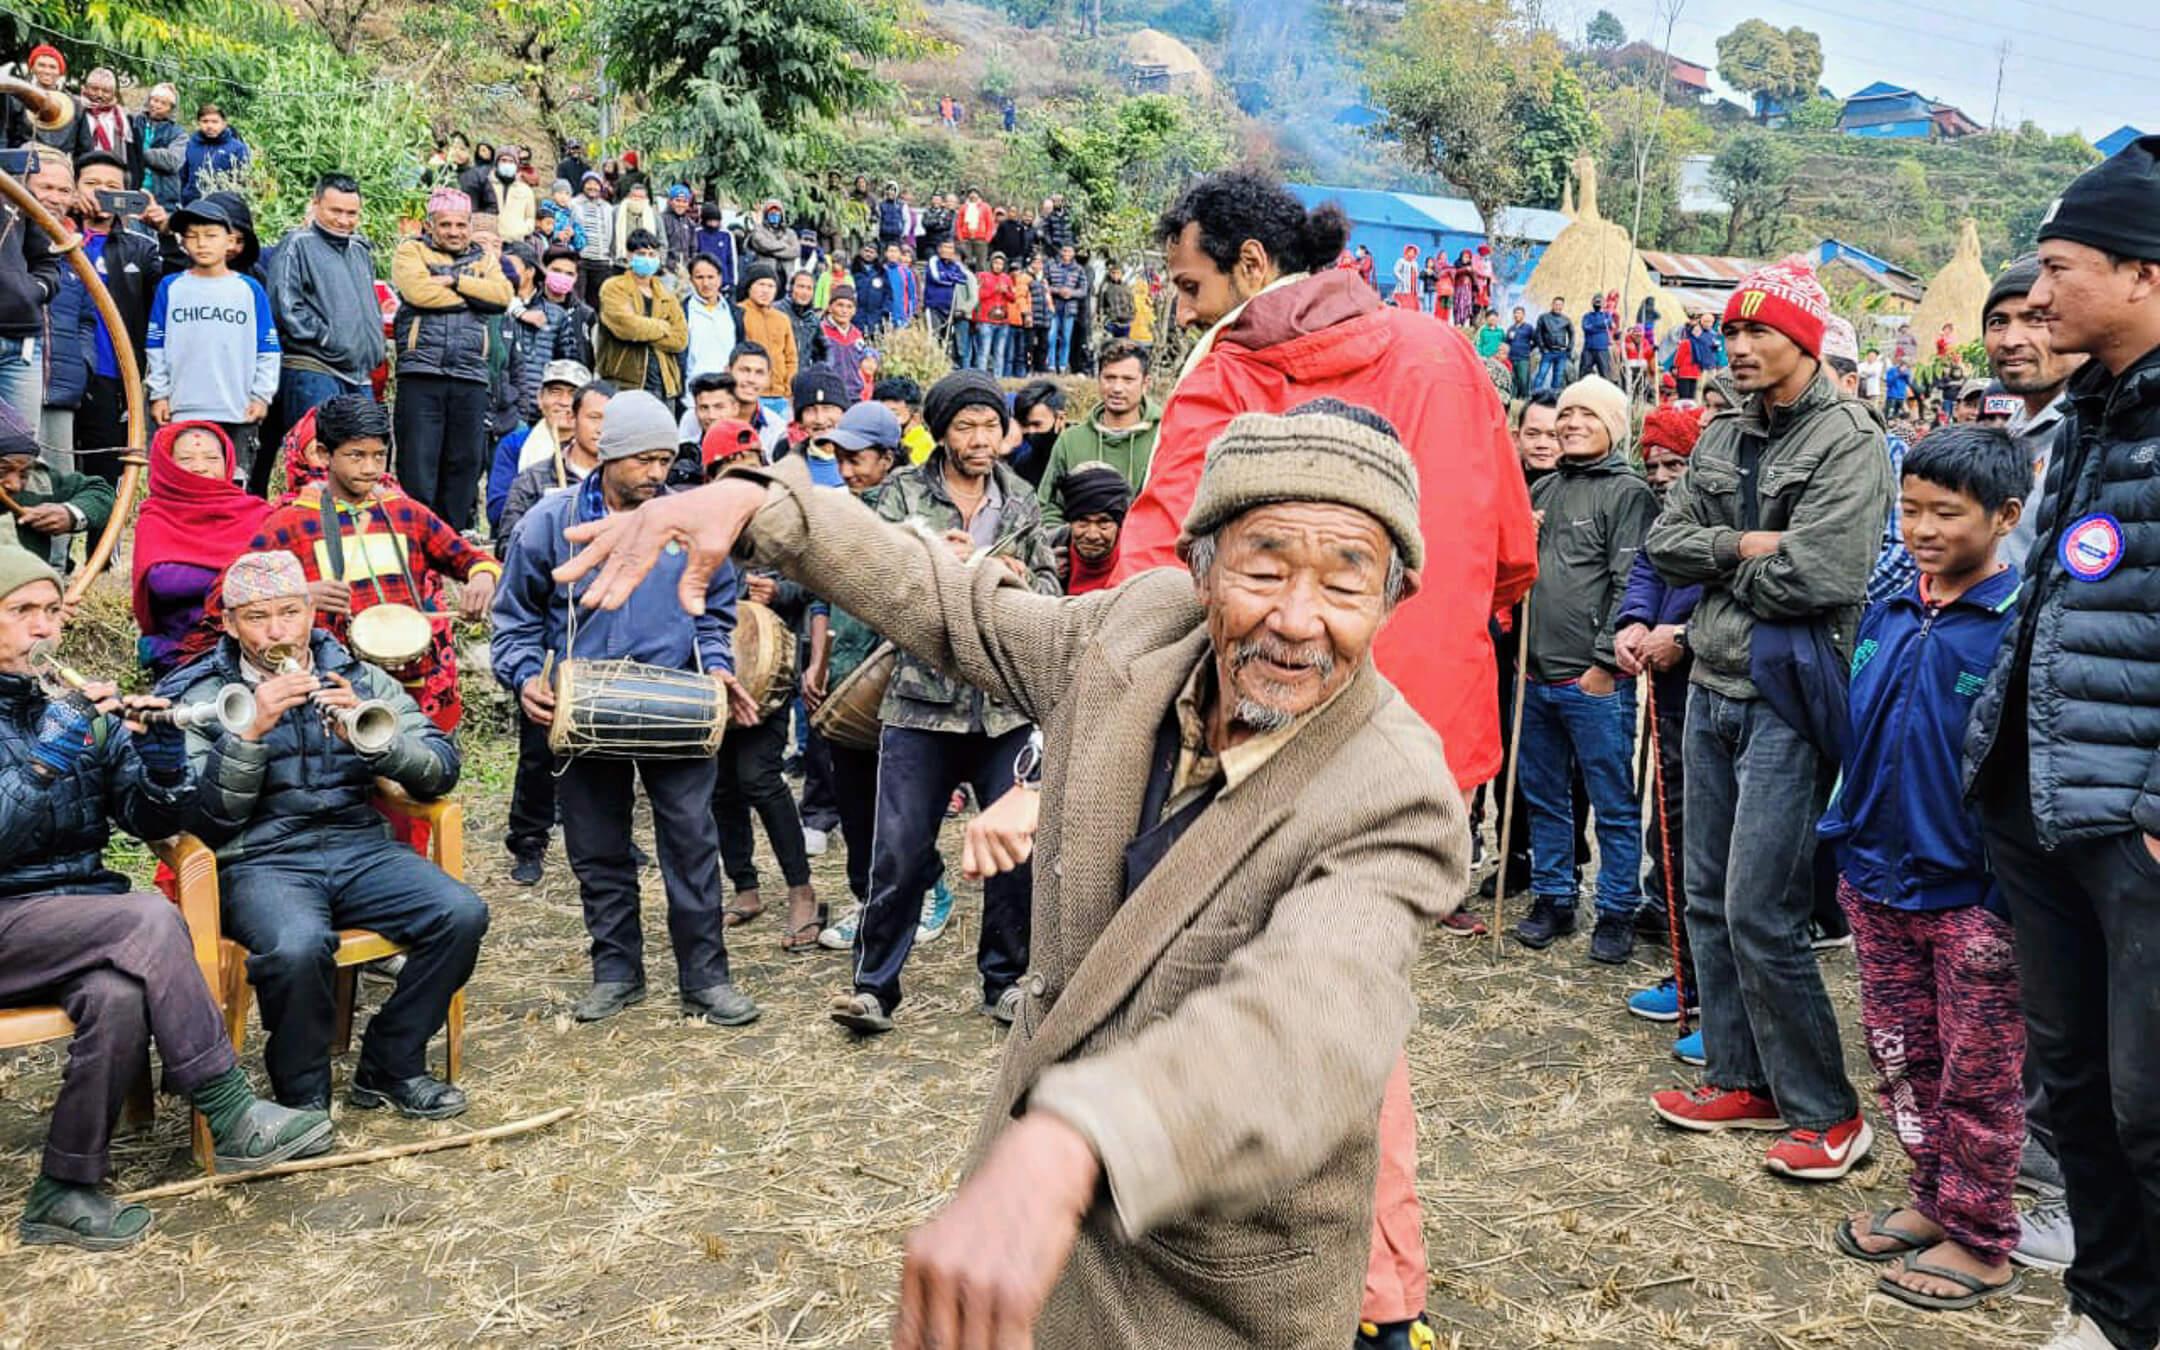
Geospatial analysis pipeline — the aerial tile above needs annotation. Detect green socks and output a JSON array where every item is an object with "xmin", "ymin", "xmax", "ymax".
[
  {"xmin": 22, "ymin": 1174, "xmax": 153, "ymax": 1245},
  {"xmin": 188, "ymin": 1065, "xmax": 255, "ymax": 1145}
]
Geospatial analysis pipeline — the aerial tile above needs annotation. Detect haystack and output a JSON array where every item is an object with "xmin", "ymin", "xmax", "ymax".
[
  {"xmin": 1909, "ymin": 219, "xmax": 1991, "ymax": 346},
  {"xmin": 1521, "ymin": 156, "xmax": 1688, "ymax": 331},
  {"xmin": 1124, "ymin": 29, "xmax": 1215, "ymax": 94}
]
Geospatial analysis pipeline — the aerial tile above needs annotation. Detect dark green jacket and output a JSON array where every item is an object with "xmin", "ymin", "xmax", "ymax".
[
  {"xmin": 1037, "ymin": 398, "xmax": 1163, "ymax": 525},
  {"xmin": 872, "ymin": 453, "xmax": 1060, "ymax": 736},
  {"xmin": 1525, "ymin": 454, "xmax": 1658, "ymax": 682},
  {"xmin": 0, "ymin": 462, "xmax": 114, "ymax": 570},
  {"xmin": 1644, "ymin": 368, "xmax": 1893, "ymax": 699}
]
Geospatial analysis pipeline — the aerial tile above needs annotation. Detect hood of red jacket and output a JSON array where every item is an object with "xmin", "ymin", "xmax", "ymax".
[{"xmin": 1212, "ymin": 270, "xmax": 1393, "ymax": 380}]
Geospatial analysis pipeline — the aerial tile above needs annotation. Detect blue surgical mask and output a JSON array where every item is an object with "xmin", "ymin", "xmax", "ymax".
[{"xmin": 628, "ymin": 255, "xmax": 661, "ymax": 278}]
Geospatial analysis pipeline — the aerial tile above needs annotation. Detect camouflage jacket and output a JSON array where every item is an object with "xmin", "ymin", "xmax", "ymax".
[{"xmin": 871, "ymin": 453, "xmax": 1060, "ymax": 736}]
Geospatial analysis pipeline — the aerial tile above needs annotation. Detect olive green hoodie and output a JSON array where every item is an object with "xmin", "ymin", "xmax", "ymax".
[{"xmin": 1037, "ymin": 396, "xmax": 1162, "ymax": 524}]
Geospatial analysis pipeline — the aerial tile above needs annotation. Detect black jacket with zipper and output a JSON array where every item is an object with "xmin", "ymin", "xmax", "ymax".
[
  {"xmin": 0, "ymin": 197, "xmax": 61, "ymax": 341},
  {"xmin": 1525, "ymin": 454, "xmax": 1659, "ymax": 682}
]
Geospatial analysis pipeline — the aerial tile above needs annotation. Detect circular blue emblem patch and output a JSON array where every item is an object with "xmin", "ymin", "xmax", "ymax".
[{"xmin": 2060, "ymin": 513, "xmax": 2126, "ymax": 582}]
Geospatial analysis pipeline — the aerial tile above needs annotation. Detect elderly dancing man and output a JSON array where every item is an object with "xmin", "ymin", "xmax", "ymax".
[{"xmin": 554, "ymin": 397, "xmax": 1470, "ymax": 1349}]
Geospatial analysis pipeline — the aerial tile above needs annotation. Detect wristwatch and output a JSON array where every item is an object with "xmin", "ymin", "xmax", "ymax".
[
  {"xmin": 1673, "ymin": 624, "xmax": 1690, "ymax": 652},
  {"xmin": 1013, "ymin": 729, "xmax": 1044, "ymax": 790}
]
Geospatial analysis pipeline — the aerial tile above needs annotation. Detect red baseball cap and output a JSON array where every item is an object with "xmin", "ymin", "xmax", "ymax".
[{"xmin": 700, "ymin": 419, "xmax": 761, "ymax": 474}]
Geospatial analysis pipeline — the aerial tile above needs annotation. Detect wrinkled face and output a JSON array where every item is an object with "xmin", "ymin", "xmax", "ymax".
[
  {"xmin": 1643, "ymin": 447, "xmax": 1688, "ymax": 496},
  {"xmin": 170, "ymin": 428, "xmax": 227, "ymax": 478},
  {"xmin": 0, "ymin": 454, "xmax": 34, "ymax": 496},
  {"xmin": 601, "ymin": 449, "xmax": 672, "ymax": 507},
  {"xmin": 147, "ymin": 90, "xmax": 174, "ymax": 119},
  {"xmin": 81, "ymin": 72, "xmax": 116, "ymax": 109},
  {"xmin": 572, "ymin": 394, "xmax": 610, "ymax": 455},
  {"xmin": 1555, "ymin": 405, "xmax": 1612, "ymax": 462},
  {"xmin": 837, "ymin": 445, "xmax": 896, "ymax": 493},
  {"xmin": 180, "ymin": 222, "xmax": 232, "ymax": 270},
  {"xmin": 1190, "ymin": 503, "xmax": 1399, "ymax": 732},
  {"xmin": 27, "ymin": 159, "xmax": 73, "ymax": 217},
  {"xmin": 430, "ymin": 209, "xmax": 472, "ymax": 254},
  {"xmin": 1899, "ymin": 474, "xmax": 2017, "ymax": 580},
  {"xmin": 690, "ymin": 260, "xmax": 723, "ymax": 302},
  {"xmin": 798, "ymin": 402, "xmax": 843, "ymax": 437},
  {"xmin": 692, "ymin": 388, "xmax": 732, "ymax": 431},
  {"xmin": 1515, "ymin": 403, "xmax": 1561, "ymax": 470},
  {"xmin": 1721, "ymin": 320, "xmax": 1806, "ymax": 393},
  {"xmin": 316, "ymin": 435, "xmax": 388, "ymax": 502},
  {"xmin": 2028, "ymin": 239, "xmax": 2155, "ymax": 360},
  {"xmin": 827, "ymin": 297, "xmax": 856, "ymax": 328},
  {"xmin": 730, "ymin": 357, "xmax": 769, "ymax": 402},
  {"xmin": 315, "ymin": 187, "xmax": 362, "ymax": 237},
  {"xmin": 0, "ymin": 579, "xmax": 63, "ymax": 671},
  {"xmin": 538, "ymin": 382, "xmax": 577, "ymax": 432},
  {"xmin": 943, "ymin": 406, "xmax": 1004, "ymax": 478},
  {"xmin": 1070, "ymin": 513, "xmax": 1119, "ymax": 562},
  {"xmin": 1097, "ymin": 356, "xmax": 1145, "ymax": 415},
  {"xmin": 225, "ymin": 596, "xmax": 312, "ymax": 665}
]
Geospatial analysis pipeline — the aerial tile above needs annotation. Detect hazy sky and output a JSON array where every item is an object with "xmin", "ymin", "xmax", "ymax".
[{"xmin": 1564, "ymin": 0, "xmax": 2154, "ymax": 141}]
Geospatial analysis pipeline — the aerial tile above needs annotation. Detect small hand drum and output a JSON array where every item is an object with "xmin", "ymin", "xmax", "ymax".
[
  {"xmin": 548, "ymin": 658, "xmax": 728, "ymax": 759},
  {"xmin": 810, "ymin": 642, "xmax": 895, "ymax": 751},
  {"xmin": 349, "ymin": 601, "xmax": 432, "ymax": 675},
  {"xmin": 733, "ymin": 600, "xmax": 798, "ymax": 721}
]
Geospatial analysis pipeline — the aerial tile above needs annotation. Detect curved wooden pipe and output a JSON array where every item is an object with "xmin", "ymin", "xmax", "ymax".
[
  {"xmin": 0, "ymin": 75, "xmax": 74, "ymax": 133},
  {"xmin": 0, "ymin": 162, "xmax": 147, "ymax": 603}
]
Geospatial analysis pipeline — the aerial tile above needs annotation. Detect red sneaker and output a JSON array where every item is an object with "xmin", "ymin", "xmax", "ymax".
[
  {"xmin": 1764, "ymin": 1114, "xmax": 1873, "ymax": 1181},
  {"xmin": 1651, "ymin": 1085, "xmax": 1787, "ymax": 1133},
  {"xmin": 1438, "ymin": 907, "xmax": 1487, "ymax": 937}
]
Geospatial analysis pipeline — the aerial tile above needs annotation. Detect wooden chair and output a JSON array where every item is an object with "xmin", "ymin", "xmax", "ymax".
[
  {"xmin": 157, "ymin": 782, "xmax": 469, "ymax": 1160},
  {"xmin": 0, "ymin": 841, "xmax": 224, "ymax": 1169}
]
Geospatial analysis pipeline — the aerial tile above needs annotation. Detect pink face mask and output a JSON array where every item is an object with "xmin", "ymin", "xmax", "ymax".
[{"xmin": 544, "ymin": 272, "xmax": 576, "ymax": 298}]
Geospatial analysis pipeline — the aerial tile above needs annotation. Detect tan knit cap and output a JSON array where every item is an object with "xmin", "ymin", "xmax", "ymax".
[{"xmin": 1178, "ymin": 398, "xmax": 1424, "ymax": 570}]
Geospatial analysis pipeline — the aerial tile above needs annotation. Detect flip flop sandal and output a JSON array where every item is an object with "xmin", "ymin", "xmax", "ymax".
[
  {"xmin": 17, "ymin": 1187, "xmax": 155, "ymax": 1252},
  {"xmin": 829, "ymin": 992, "xmax": 894, "ymax": 1035},
  {"xmin": 214, "ymin": 1100, "xmax": 336, "ymax": 1173},
  {"xmin": 1875, "ymin": 1254, "xmax": 2024, "ymax": 1311},
  {"xmin": 1835, "ymin": 1208, "xmax": 1936, "ymax": 1263},
  {"xmin": 722, "ymin": 903, "xmax": 764, "ymax": 929},
  {"xmin": 780, "ymin": 919, "xmax": 824, "ymax": 956}
]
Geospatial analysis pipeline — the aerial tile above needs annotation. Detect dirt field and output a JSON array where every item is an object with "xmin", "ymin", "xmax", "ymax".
[{"xmin": 0, "ymin": 728, "xmax": 2064, "ymax": 1349}]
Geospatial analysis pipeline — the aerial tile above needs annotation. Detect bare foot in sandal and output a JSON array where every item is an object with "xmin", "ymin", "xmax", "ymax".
[
  {"xmin": 723, "ymin": 890, "xmax": 764, "ymax": 928},
  {"xmin": 780, "ymin": 883, "xmax": 821, "ymax": 953},
  {"xmin": 1879, "ymin": 1239, "xmax": 2019, "ymax": 1310},
  {"xmin": 1842, "ymin": 1206, "xmax": 1943, "ymax": 1258}
]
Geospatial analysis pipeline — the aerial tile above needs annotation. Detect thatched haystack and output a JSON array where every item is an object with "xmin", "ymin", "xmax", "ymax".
[
  {"xmin": 1522, "ymin": 156, "xmax": 1688, "ymax": 331},
  {"xmin": 1909, "ymin": 219, "xmax": 1991, "ymax": 346}
]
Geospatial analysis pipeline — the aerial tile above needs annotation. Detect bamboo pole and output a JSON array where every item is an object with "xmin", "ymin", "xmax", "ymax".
[
  {"xmin": 1491, "ymin": 590, "xmax": 1532, "ymax": 958},
  {"xmin": 118, "ymin": 1107, "xmax": 579, "ymax": 1202}
]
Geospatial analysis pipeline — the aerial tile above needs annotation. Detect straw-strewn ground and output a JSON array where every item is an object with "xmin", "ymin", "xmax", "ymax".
[{"xmin": 1, "ymin": 719, "xmax": 2063, "ymax": 1349}]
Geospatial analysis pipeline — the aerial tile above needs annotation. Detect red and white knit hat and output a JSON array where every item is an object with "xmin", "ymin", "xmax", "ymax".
[{"xmin": 1722, "ymin": 256, "xmax": 1832, "ymax": 358}]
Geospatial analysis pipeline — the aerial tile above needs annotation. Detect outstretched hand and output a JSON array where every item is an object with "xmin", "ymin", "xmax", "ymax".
[{"xmin": 555, "ymin": 477, "xmax": 770, "ymax": 614}]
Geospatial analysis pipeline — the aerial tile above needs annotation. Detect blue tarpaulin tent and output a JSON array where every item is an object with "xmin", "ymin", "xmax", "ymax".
[{"xmin": 1281, "ymin": 183, "xmax": 1570, "ymax": 301}]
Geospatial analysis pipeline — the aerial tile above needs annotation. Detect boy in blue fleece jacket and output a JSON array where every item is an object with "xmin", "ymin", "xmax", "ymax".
[{"xmin": 1818, "ymin": 424, "xmax": 2029, "ymax": 1312}]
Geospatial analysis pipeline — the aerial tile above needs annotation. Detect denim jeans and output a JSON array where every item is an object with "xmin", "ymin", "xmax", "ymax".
[
  {"xmin": 1049, "ymin": 306, "xmax": 1077, "ymax": 371},
  {"xmin": 1681, "ymin": 685, "xmax": 1857, "ymax": 1130},
  {"xmin": 946, "ymin": 313, "xmax": 973, "ymax": 366},
  {"xmin": 973, "ymin": 322, "xmax": 1009, "ymax": 374},
  {"xmin": 1518, "ymin": 677, "xmax": 1642, "ymax": 917},
  {"xmin": 221, "ymin": 829, "xmax": 489, "ymax": 1106},
  {"xmin": 0, "ymin": 334, "xmax": 42, "ymax": 431},
  {"xmin": 1533, "ymin": 350, "xmax": 1570, "ymax": 393}
]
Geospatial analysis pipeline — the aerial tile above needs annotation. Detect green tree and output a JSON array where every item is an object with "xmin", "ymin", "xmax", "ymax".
[
  {"xmin": 1592, "ymin": 84, "xmax": 1712, "ymax": 247},
  {"xmin": 1783, "ymin": 26, "xmax": 1824, "ymax": 96},
  {"xmin": 1586, "ymin": 9, "xmax": 1626, "ymax": 50},
  {"xmin": 597, "ymin": 0, "xmax": 933, "ymax": 201},
  {"xmin": 1715, "ymin": 19, "xmax": 1822, "ymax": 108},
  {"xmin": 1037, "ymin": 93, "xmax": 1235, "ymax": 258},
  {"xmin": 1371, "ymin": 0, "xmax": 1598, "ymax": 238},
  {"xmin": 1710, "ymin": 129, "xmax": 1795, "ymax": 253},
  {"xmin": 0, "ymin": 0, "xmax": 303, "ymax": 115},
  {"xmin": 1785, "ymin": 95, "xmax": 1842, "ymax": 132}
]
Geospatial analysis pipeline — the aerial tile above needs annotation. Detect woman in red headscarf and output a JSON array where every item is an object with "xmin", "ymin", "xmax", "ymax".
[{"xmin": 131, "ymin": 421, "xmax": 271, "ymax": 677}]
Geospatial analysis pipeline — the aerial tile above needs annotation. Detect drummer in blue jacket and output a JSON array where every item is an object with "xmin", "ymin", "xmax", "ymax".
[{"xmin": 491, "ymin": 389, "xmax": 763, "ymax": 1029}]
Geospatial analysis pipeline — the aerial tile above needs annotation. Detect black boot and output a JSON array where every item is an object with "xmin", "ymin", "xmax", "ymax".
[{"xmin": 1512, "ymin": 895, "xmax": 1576, "ymax": 949}]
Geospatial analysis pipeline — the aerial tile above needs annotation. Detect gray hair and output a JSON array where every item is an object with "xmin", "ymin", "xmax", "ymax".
[{"xmin": 1186, "ymin": 527, "xmax": 1407, "ymax": 609}]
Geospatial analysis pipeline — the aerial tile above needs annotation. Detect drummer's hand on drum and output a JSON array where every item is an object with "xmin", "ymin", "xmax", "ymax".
[
  {"xmin": 242, "ymin": 671, "xmax": 320, "ymax": 741},
  {"xmin": 555, "ymin": 476, "xmax": 769, "ymax": 614},
  {"xmin": 457, "ymin": 570, "xmax": 497, "ymax": 621},
  {"xmin": 719, "ymin": 672, "xmax": 761, "ymax": 727},
  {"xmin": 310, "ymin": 577, "xmax": 354, "ymax": 617},
  {"xmin": 941, "ymin": 529, "xmax": 975, "ymax": 564},
  {"xmin": 520, "ymin": 673, "xmax": 557, "ymax": 727},
  {"xmin": 961, "ymin": 785, "xmax": 1041, "ymax": 881},
  {"xmin": 743, "ymin": 572, "xmax": 777, "ymax": 605}
]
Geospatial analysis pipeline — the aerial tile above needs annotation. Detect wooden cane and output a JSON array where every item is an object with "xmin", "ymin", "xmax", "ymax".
[{"xmin": 1491, "ymin": 590, "xmax": 1532, "ymax": 959}]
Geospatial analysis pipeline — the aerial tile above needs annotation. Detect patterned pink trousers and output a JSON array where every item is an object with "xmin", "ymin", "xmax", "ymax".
[{"xmin": 1839, "ymin": 879, "xmax": 2026, "ymax": 1260}]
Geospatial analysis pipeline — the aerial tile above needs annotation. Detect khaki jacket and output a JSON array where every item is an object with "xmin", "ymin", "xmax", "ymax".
[
  {"xmin": 739, "ymin": 458, "xmax": 1468, "ymax": 1349},
  {"xmin": 737, "ymin": 296, "xmax": 799, "ymax": 390},
  {"xmin": 595, "ymin": 273, "xmax": 689, "ymax": 399}
]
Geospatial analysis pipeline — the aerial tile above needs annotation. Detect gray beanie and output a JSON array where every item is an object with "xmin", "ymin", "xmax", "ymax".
[
  {"xmin": 1179, "ymin": 398, "xmax": 1423, "ymax": 570},
  {"xmin": 1984, "ymin": 253, "xmax": 2042, "ymax": 323},
  {"xmin": 0, "ymin": 547, "xmax": 61, "ymax": 603},
  {"xmin": 595, "ymin": 390, "xmax": 680, "ymax": 463}
]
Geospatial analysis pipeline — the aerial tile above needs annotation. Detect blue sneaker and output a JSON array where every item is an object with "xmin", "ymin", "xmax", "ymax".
[
  {"xmin": 916, "ymin": 878, "xmax": 957, "ymax": 944},
  {"xmin": 1626, "ymin": 978, "xmax": 1700, "ymax": 1023},
  {"xmin": 1672, "ymin": 1029, "xmax": 1706, "ymax": 1067}
]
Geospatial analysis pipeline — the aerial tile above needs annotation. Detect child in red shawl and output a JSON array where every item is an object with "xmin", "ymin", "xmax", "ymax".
[
  {"xmin": 132, "ymin": 422, "xmax": 271, "ymax": 677},
  {"xmin": 201, "ymin": 395, "xmax": 498, "ymax": 731}
]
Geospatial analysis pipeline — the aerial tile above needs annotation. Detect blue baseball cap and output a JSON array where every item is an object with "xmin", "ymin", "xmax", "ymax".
[{"xmin": 817, "ymin": 400, "xmax": 902, "ymax": 454}]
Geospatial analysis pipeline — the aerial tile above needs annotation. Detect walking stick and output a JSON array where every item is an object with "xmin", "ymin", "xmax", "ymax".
[
  {"xmin": 1491, "ymin": 590, "xmax": 1531, "ymax": 959},
  {"xmin": 1643, "ymin": 670, "xmax": 1688, "ymax": 1034}
]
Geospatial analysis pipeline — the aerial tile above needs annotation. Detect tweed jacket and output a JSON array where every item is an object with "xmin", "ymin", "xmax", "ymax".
[{"xmin": 737, "ymin": 458, "xmax": 1468, "ymax": 1349}]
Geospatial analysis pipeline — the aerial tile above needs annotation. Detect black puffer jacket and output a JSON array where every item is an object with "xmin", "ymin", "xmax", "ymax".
[
  {"xmin": 158, "ymin": 631, "xmax": 459, "ymax": 863},
  {"xmin": 1965, "ymin": 346, "xmax": 2160, "ymax": 846},
  {"xmin": 0, "ymin": 198, "xmax": 61, "ymax": 342},
  {"xmin": 0, "ymin": 671, "xmax": 194, "ymax": 901}
]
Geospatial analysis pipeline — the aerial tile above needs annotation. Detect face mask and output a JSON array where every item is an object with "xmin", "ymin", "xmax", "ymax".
[
  {"xmin": 545, "ymin": 272, "xmax": 576, "ymax": 298},
  {"xmin": 628, "ymin": 255, "xmax": 662, "ymax": 279},
  {"xmin": 498, "ymin": 161, "xmax": 517, "ymax": 180},
  {"xmin": 764, "ymin": 212, "xmax": 782, "ymax": 226},
  {"xmin": 1023, "ymin": 430, "xmax": 1058, "ymax": 461}
]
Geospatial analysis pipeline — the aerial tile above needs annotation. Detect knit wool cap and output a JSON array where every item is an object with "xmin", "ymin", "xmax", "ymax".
[
  {"xmin": 1056, "ymin": 462, "xmax": 1132, "ymax": 522},
  {"xmin": 1984, "ymin": 253, "xmax": 2043, "ymax": 322},
  {"xmin": 222, "ymin": 550, "xmax": 310, "ymax": 610},
  {"xmin": 2039, "ymin": 135, "xmax": 2160, "ymax": 261},
  {"xmin": 595, "ymin": 390, "xmax": 680, "ymax": 462},
  {"xmin": 0, "ymin": 548, "xmax": 61, "ymax": 603},
  {"xmin": 1723, "ymin": 256, "xmax": 1833, "ymax": 358},
  {"xmin": 829, "ymin": 283, "xmax": 857, "ymax": 303},
  {"xmin": 922, "ymin": 370, "xmax": 1011, "ymax": 442},
  {"xmin": 1557, "ymin": 375, "xmax": 1631, "ymax": 453},
  {"xmin": 791, "ymin": 366, "xmax": 852, "ymax": 414},
  {"xmin": 1179, "ymin": 398, "xmax": 1423, "ymax": 570},
  {"xmin": 1639, "ymin": 406, "xmax": 1703, "ymax": 458},
  {"xmin": 0, "ymin": 399, "xmax": 38, "ymax": 459}
]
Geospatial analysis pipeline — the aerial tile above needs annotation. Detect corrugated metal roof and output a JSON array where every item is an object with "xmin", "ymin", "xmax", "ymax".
[{"xmin": 1638, "ymin": 251, "xmax": 1762, "ymax": 285}]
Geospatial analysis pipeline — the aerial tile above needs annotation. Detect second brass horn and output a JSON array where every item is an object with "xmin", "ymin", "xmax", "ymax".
[
  {"xmin": 325, "ymin": 699, "xmax": 399, "ymax": 755},
  {"xmin": 139, "ymin": 684, "xmax": 256, "ymax": 737}
]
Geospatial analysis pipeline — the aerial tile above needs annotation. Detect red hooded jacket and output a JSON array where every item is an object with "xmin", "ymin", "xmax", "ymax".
[{"xmin": 1114, "ymin": 269, "xmax": 1537, "ymax": 791}]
